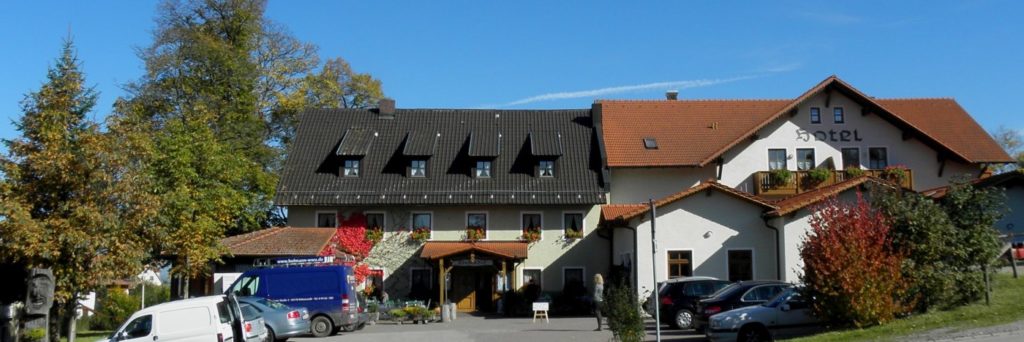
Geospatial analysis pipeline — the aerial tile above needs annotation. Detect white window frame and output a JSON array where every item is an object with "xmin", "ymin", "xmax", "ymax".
[
  {"xmin": 520, "ymin": 211, "xmax": 544, "ymax": 241},
  {"xmin": 562, "ymin": 211, "xmax": 586, "ymax": 238},
  {"xmin": 665, "ymin": 249, "xmax": 694, "ymax": 279},
  {"xmin": 561, "ymin": 266, "xmax": 586, "ymax": 289},
  {"xmin": 410, "ymin": 211, "xmax": 433, "ymax": 240},
  {"xmin": 409, "ymin": 267, "xmax": 433, "ymax": 290},
  {"xmin": 833, "ymin": 106, "xmax": 846, "ymax": 124},
  {"xmin": 521, "ymin": 267, "xmax": 544, "ymax": 290},
  {"xmin": 868, "ymin": 146, "xmax": 890, "ymax": 170},
  {"xmin": 795, "ymin": 147, "xmax": 816, "ymax": 171},
  {"xmin": 809, "ymin": 107, "xmax": 821, "ymax": 124},
  {"xmin": 410, "ymin": 159, "xmax": 427, "ymax": 177},
  {"xmin": 315, "ymin": 210, "xmax": 337, "ymax": 228},
  {"xmin": 364, "ymin": 211, "xmax": 387, "ymax": 232},
  {"xmin": 538, "ymin": 160, "xmax": 555, "ymax": 178},
  {"xmin": 466, "ymin": 211, "xmax": 489, "ymax": 240},
  {"xmin": 475, "ymin": 160, "xmax": 492, "ymax": 178},
  {"xmin": 726, "ymin": 248, "xmax": 755, "ymax": 282},
  {"xmin": 343, "ymin": 159, "xmax": 361, "ymax": 177},
  {"xmin": 767, "ymin": 148, "xmax": 788, "ymax": 170}
]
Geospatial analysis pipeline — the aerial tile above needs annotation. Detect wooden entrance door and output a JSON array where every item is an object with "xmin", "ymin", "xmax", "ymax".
[{"xmin": 451, "ymin": 270, "xmax": 476, "ymax": 311}]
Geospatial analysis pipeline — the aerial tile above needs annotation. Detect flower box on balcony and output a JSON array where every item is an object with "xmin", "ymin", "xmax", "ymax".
[
  {"xmin": 365, "ymin": 227, "xmax": 384, "ymax": 244},
  {"xmin": 410, "ymin": 227, "xmax": 431, "ymax": 243},
  {"xmin": 564, "ymin": 229, "xmax": 584, "ymax": 240},
  {"xmin": 465, "ymin": 227, "xmax": 486, "ymax": 241},
  {"xmin": 521, "ymin": 228, "xmax": 541, "ymax": 243},
  {"xmin": 882, "ymin": 165, "xmax": 909, "ymax": 184}
]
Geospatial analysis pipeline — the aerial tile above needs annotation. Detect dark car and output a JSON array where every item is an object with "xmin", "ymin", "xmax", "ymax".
[
  {"xmin": 646, "ymin": 277, "xmax": 731, "ymax": 329},
  {"xmin": 693, "ymin": 280, "xmax": 792, "ymax": 332},
  {"xmin": 238, "ymin": 297, "xmax": 310, "ymax": 342}
]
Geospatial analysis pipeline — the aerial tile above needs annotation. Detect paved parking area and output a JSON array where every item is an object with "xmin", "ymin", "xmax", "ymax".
[{"xmin": 290, "ymin": 315, "xmax": 706, "ymax": 342}]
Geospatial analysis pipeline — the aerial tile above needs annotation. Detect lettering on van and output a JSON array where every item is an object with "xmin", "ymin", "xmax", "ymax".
[
  {"xmin": 796, "ymin": 129, "xmax": 863, "ymax": 142},
  {"xmin": 276, "ymin": 296, "xmax": 335, "ymax": 302}
]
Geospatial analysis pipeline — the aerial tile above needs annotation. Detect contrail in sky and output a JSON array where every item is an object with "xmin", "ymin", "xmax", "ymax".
[{"xmin": 491, "ymin": 75, "xmax": 759, "ymax": 107}]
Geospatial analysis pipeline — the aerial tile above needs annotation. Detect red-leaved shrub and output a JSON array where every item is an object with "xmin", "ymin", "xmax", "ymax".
[{"xmin": 800, "ymin": 193, "xmax": 909, "ymax": 327}]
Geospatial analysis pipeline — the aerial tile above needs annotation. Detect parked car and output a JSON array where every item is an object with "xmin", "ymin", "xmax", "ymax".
[
  {"xmin": 229, "ymin": 265, "xmax": 361, "ymax": 337},
  {"xmin": 707, "ymin": 287, "xmax": 825, "ymax": 342},
  {"xmin": 239, "ymin": 304, "xmax": 269, "ymax": 342},
  {"xmin": 99, "ymin": 295, "xmax": 237, "ymax": 342},
  {"xmin": 693, "ymin": 280, "xmax": 792, "ymax": 332},
  {"xmin": 643, "ymin": 277, "xmax": 731, "ymax": 329},
  {"xmin": 238, "ymin": 297, "xmax": 310, "ymax": 342}
]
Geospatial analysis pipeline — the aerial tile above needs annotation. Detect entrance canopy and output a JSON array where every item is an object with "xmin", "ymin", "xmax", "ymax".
[{"xmin": 420, "ymin": 241, "xmax": 528, "ymax": 260}]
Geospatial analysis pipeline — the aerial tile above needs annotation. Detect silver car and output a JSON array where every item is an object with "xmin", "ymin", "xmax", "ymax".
[
  {"xmin": 707, "ymin": 288, "xmax": 824, "ymax": 342},
  {"xmin": 239, "ymin": 304, "xmax": 269, "ymax": 342}
]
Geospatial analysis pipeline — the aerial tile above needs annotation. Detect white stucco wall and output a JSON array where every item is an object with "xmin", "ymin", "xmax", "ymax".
[
  {"xmin": 288, "ymin": 204, "xmax": 607, "ymax": 293},
  {"xmin": 630, "ymin": 191, "xmax": 777, "ymax": 297}
]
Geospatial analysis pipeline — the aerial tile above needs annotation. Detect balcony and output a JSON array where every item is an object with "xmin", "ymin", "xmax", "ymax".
[{"xmin": 753, "ymin": 168, "xmax": 913, "ymax": 197}]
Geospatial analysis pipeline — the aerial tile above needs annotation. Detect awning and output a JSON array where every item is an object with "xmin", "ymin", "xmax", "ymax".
[{"xmin": 420, "ymin": 241, "xmax": 528, "ymax": 260}]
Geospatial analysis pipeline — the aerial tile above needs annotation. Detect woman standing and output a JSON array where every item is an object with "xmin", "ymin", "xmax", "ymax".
[{"xmin": 593, "ymin": 273, "xmax": 604, "ymax": 331}]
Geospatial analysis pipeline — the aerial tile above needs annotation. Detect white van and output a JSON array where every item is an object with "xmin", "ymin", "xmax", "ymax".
[{"xmin": 101, "ymin": 295, "xmax": 239, "ymax": 342}]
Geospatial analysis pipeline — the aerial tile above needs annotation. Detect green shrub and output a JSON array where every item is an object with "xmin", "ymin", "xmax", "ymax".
[
  {"xmin": 807, "ymin": 168, "xmax": 831, "ymax": 184},
  {"xmin": 23, "ymin": 328, "xmax": 46, "ymax": 342},
  {"xmin": 845, "ymin": 167, "xmax": 865, "ymax": 178},
  {"xmin": 367, "ymin": 302, "xmax": 379, "ymax": 313},
  {"xmin": 389, "ymin": 308, "xmax": 407, "ymax": 320},
  {"xmin": 604, "ymin": 280, "xmax": 644, "ymax": 342},
  {"xmin": 92, "ymin": 289, "xmax": 140, "ymax": 330},
  {"xmin": 770, "ymin": 168, "xmax": 793, "ymax": 185}
]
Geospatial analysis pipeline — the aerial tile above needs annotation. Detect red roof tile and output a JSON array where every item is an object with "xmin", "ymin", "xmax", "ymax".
[
  {"xmin": 221, "ymin": 227, "xmax": 335, "ymax": 256},
  {"xmin": 921, "ymin": 169, "xmax": 1024, "ymax": 199},
  {"xmin": 767, "ymin": 177, "xmax": 895, "ymax": 217},
  {"xmin": 599, "ymin": 76, "xmax": 1012, "ymax": 167},
  {"xmin": 420, "ymin": 241, "xmax": 529, "ymax": 260}
]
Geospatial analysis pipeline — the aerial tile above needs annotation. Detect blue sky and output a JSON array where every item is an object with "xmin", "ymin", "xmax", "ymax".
[{"xmin": 1, "ymin": 1, "xmax": 1022, "ymax": 148}]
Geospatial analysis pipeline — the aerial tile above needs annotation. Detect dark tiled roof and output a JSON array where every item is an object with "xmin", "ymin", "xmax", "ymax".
[
  {"xmin": 277, "ymin": 108, "xmax": 605, "ymax": 205},
  {"xmin": 530, "ymin": 131, "xmax": 563, "ymax": 156},
  {"xmin": 336, "ymin": 128, "xmax": 375, "ymax": 156},
  {"xmin": 599, "ymin": 76, "xmax": 1012, "ymax": 167},
  {"xmin": 403, "ymin": 131, "xmax": 440, "ymax": 156},
  {"xmin": 468, "ymin": 130, "xmax": 501, "ymax": 157},
  {"xmin": 420, "ymin": 241, "xmax": 529, "ymax": 260},
  {"xmin": 922, "ymin": 169, "xmax": 1024, "ymax": 199},
  {"xmin": 221, "ymin": 227, "xmax": 335, "ymax": 256}
]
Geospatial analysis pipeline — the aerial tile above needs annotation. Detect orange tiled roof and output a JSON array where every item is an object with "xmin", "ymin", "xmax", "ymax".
[
  {"xmin": 603, "ymin": 180, "xmax": 776, "ymax": 221},
  {"xmin": 599, "ymin": 76, "xmax": 1013, "ymax": 167},
  {"xmin": 767, "ymin": 177, "xmax": 896, "ymax": 217},
  {"xmin": 420, "ymin": 241, "xmax": 529, "ymax": 260},
  {"xmin": 221, "ymin": 227, "xmax": 336, "ymax": 256}
]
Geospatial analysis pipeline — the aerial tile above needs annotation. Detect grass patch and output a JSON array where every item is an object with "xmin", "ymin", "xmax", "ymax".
[
  {"xmin": 60, "ymin": 331, "xmax": 112, "ymax": 342},
  {"xmin": 789, "ymin": 273, "xmax": 1024, "ymax": 342}
]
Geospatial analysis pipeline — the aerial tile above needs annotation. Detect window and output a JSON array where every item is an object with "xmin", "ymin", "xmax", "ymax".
[
  {"xmin": 122, "ymin": 314, "xmax": 152, "ymax": 339},
  {"xmin": 366, "ymin": 212, "xmax": 385, "ymax": 231},
  {"xmin": 667, "ymin": 250, "xmax": 693, "ymax": 278},
  {"xmin": 468, "ymin": 212, "xmax": 488, "ymax": 239},
  {"xmin": 728, "ymin": 250, "xmax": 753, "ymax": 282},
  {"xmin": 216, "ymin": 301, "xmax": 233, "ymax": 324},
  {"xmin": 643, "ymin": 137, "xmax": 658, "ymax": 149},
  {"xmin": 523, "ymin": 268, "xmax": 543, "ymax": 289},
  {"xmin": 475, "ymin": 160, "xmax": 492, "ymax": 178},
  {"xmin": 810, "ymin": 107, "xmax": 821, "ymax": 124},
  {"xmin": 410, "ymin": 268, "xmax": 432, "ymax": 290},
  {"xmin": 742, "ymin": 285, "xmax": 788, "ymax": 302},
  {"xmin": 229, "ymin": 275, "xmax": 260, "ymax": 296},
  {"xmin": 412, "ymin": 212, "xmax": 432, "ymax": 232},
  {"xmin": 522, "ymin": 212, "xmax": 542, "ymax": 239},
  {"xmin": 563, "ymin": 267, "xmax": 585, "ymax": 289},
  {"xmin": 796, "ymin": 148, "xmax": 815, "ymax": 171},
  {"xmin": 539, "ymin": 160, "xmax": 555, "ymax": 177},
  {"xmin": 869, "ymin": 147, "xmax": 888, "ymax": 169},
  {"xmin": 342, "ymin": 159, "xmax": 360, "ymax": 177},
  {"xmin": 563, "ymin": 212, "xmax": 584, "ymax": 238},
  {"xmin": 316, "ymin": 212, "xmax": 336, "ymax": 228},
  {"xmin": 833, "ymin": 107, "xmax": 845, "ymax": 123},
  {"xmin": 410, "ymin": 160, "xmax": 427, "ymax": 177},
  {"xmin": 841, "ymin": 148, "xmax": 860, "ymax": 169},
  {"xmin": 768, "ymin": 149, "xmax": 787, "ymax": 170}
]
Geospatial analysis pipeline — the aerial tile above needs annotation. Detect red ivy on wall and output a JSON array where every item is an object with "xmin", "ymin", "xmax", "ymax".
[{"xmin": 317, "ymin": 212, "xmax": 378, "ymax": 284}]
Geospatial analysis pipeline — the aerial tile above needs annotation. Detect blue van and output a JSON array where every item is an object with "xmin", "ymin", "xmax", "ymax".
[{"xmin": 228, "ymin": 263, "xmax": 363, "ymax": 338}]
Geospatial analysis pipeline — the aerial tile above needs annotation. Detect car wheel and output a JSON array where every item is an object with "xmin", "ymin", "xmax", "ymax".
[
  {"xmin": 672, "ymin": 309, "xmax": 694, "ymax": 329},
  {"xmin": 310, "ymin": 316, "xmax": 334, "ymax": 338},
  {"xmin": 264, "ymin": 326, "xmax": 275, "ymax": 342},
  {"xmin": 738, "ymin": 325, "xmax": 772, "ymax": 342}
]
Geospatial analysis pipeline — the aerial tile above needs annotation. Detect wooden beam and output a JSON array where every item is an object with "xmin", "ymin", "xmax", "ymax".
[
  {"xmin": 824, "ymin": 88, "xmax": 832, "ymax": 108},
  {"xmin": 788, "ymin": 108, "xmax": 799, "ymax": 117},
  {"xmin": 716, "ymin": 157, "xmax": 724, "ymax": 180},
  {"xmin": 902, "ymin": 130, "xmax": 912, "ymax": 141},
  {"xmin": 938, "ymin": 154, "xmax": 946, "ymax": 177},
  {"xmin": 439, "ymin": 258, "xmax": 446, "ymax": 306}
]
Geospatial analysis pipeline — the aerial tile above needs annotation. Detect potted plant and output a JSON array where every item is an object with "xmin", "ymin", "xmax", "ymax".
[
  {"xmin": 389, "ymin": 308, "xmax": 408, "ymax": 324},
  {"xmin": 882, "ymin": 165, "xmax": 908, "ymax": 184},
  {"xmin": 404, "ymin": 306, "xmax": 430, "ymax": 324},
  {"xmin": 805, "ymin": 167, "xmax": 831, "ymax": 186},
  {"xmin": 410, "ymin": 227, "xmax": 431, "ymax": 243},
  {"xmin": 368, "ymin": 302, "xmax": 380, "ymax": 324},
  {"xmin": 769, "ymin": 168, "xmax": 793, "ymax": 187},
  {"xmin": 844, "ymin": 166, "xmax": 865, "ymax": 178},
  {"xmin": 465, "ymin": 227, "xmax": 485, "ymax": 241},
  {"xmin": 521, "ymin": 227, "xmax": 541, "ymax": 243},
  {"xmin": 365, "ymin": 227, "xmax": 383, "ymax": 244},
  {"xmin": 565, "ymin": 229, "xmax": 584, "ymax": 240}
]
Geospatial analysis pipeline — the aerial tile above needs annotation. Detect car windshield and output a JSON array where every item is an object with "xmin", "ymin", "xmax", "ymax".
[
  {"xmin": 255, "ymin": 297, "xmax": 289, "ymax": 310},
  {"xmin": 763, "ymin": 289, "xmax": 798, "ymax": 308}
]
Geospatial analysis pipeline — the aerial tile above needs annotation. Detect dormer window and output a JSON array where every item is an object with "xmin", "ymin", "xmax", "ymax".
[
  {"xmin": 539, "ymin": 160, "xmax": 555, "ymax": 177},
  {"xmin": 643, "ymin": 137, "xmax": 658, "ymax": 149},
  {"xmin": 475, "ymin": 160, "xmax": 492, "ymax": 178},
  {"xmin": 343, "ymin": 159, "xmax": 360, "ymax": 177},
  {"xmin": 410, "ymin": 160, "xmax": 427, "ymax": 177}
]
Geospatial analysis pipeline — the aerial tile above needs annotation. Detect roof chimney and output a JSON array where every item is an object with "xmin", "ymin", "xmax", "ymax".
[
  {"xmin": 377, "ymin": 98, "xmax": 395, "ymax": 119},
  {"xmin": 666, "ymin": 90, "xmax": 678, "ymax": 101}
]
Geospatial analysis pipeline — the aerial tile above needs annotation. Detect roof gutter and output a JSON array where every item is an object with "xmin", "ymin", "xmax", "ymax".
[{"xmin": 762, "ymin": 215, "xmax": 783, "ymax": 281}]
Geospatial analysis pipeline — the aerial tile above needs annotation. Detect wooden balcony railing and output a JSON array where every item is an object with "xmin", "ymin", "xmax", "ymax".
[{"xmin": 753, "ymin": 169, "xmax": 914, "ymax": 196}]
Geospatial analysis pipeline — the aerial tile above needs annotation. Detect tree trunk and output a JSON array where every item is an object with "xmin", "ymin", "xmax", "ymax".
[
  {"xmin": 59, "ymin": 296, "xmax": 78, "ymax": 342},
  {"xmin": 183, "ymin": 255, "xmax": 190, "ymax": 299}
]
